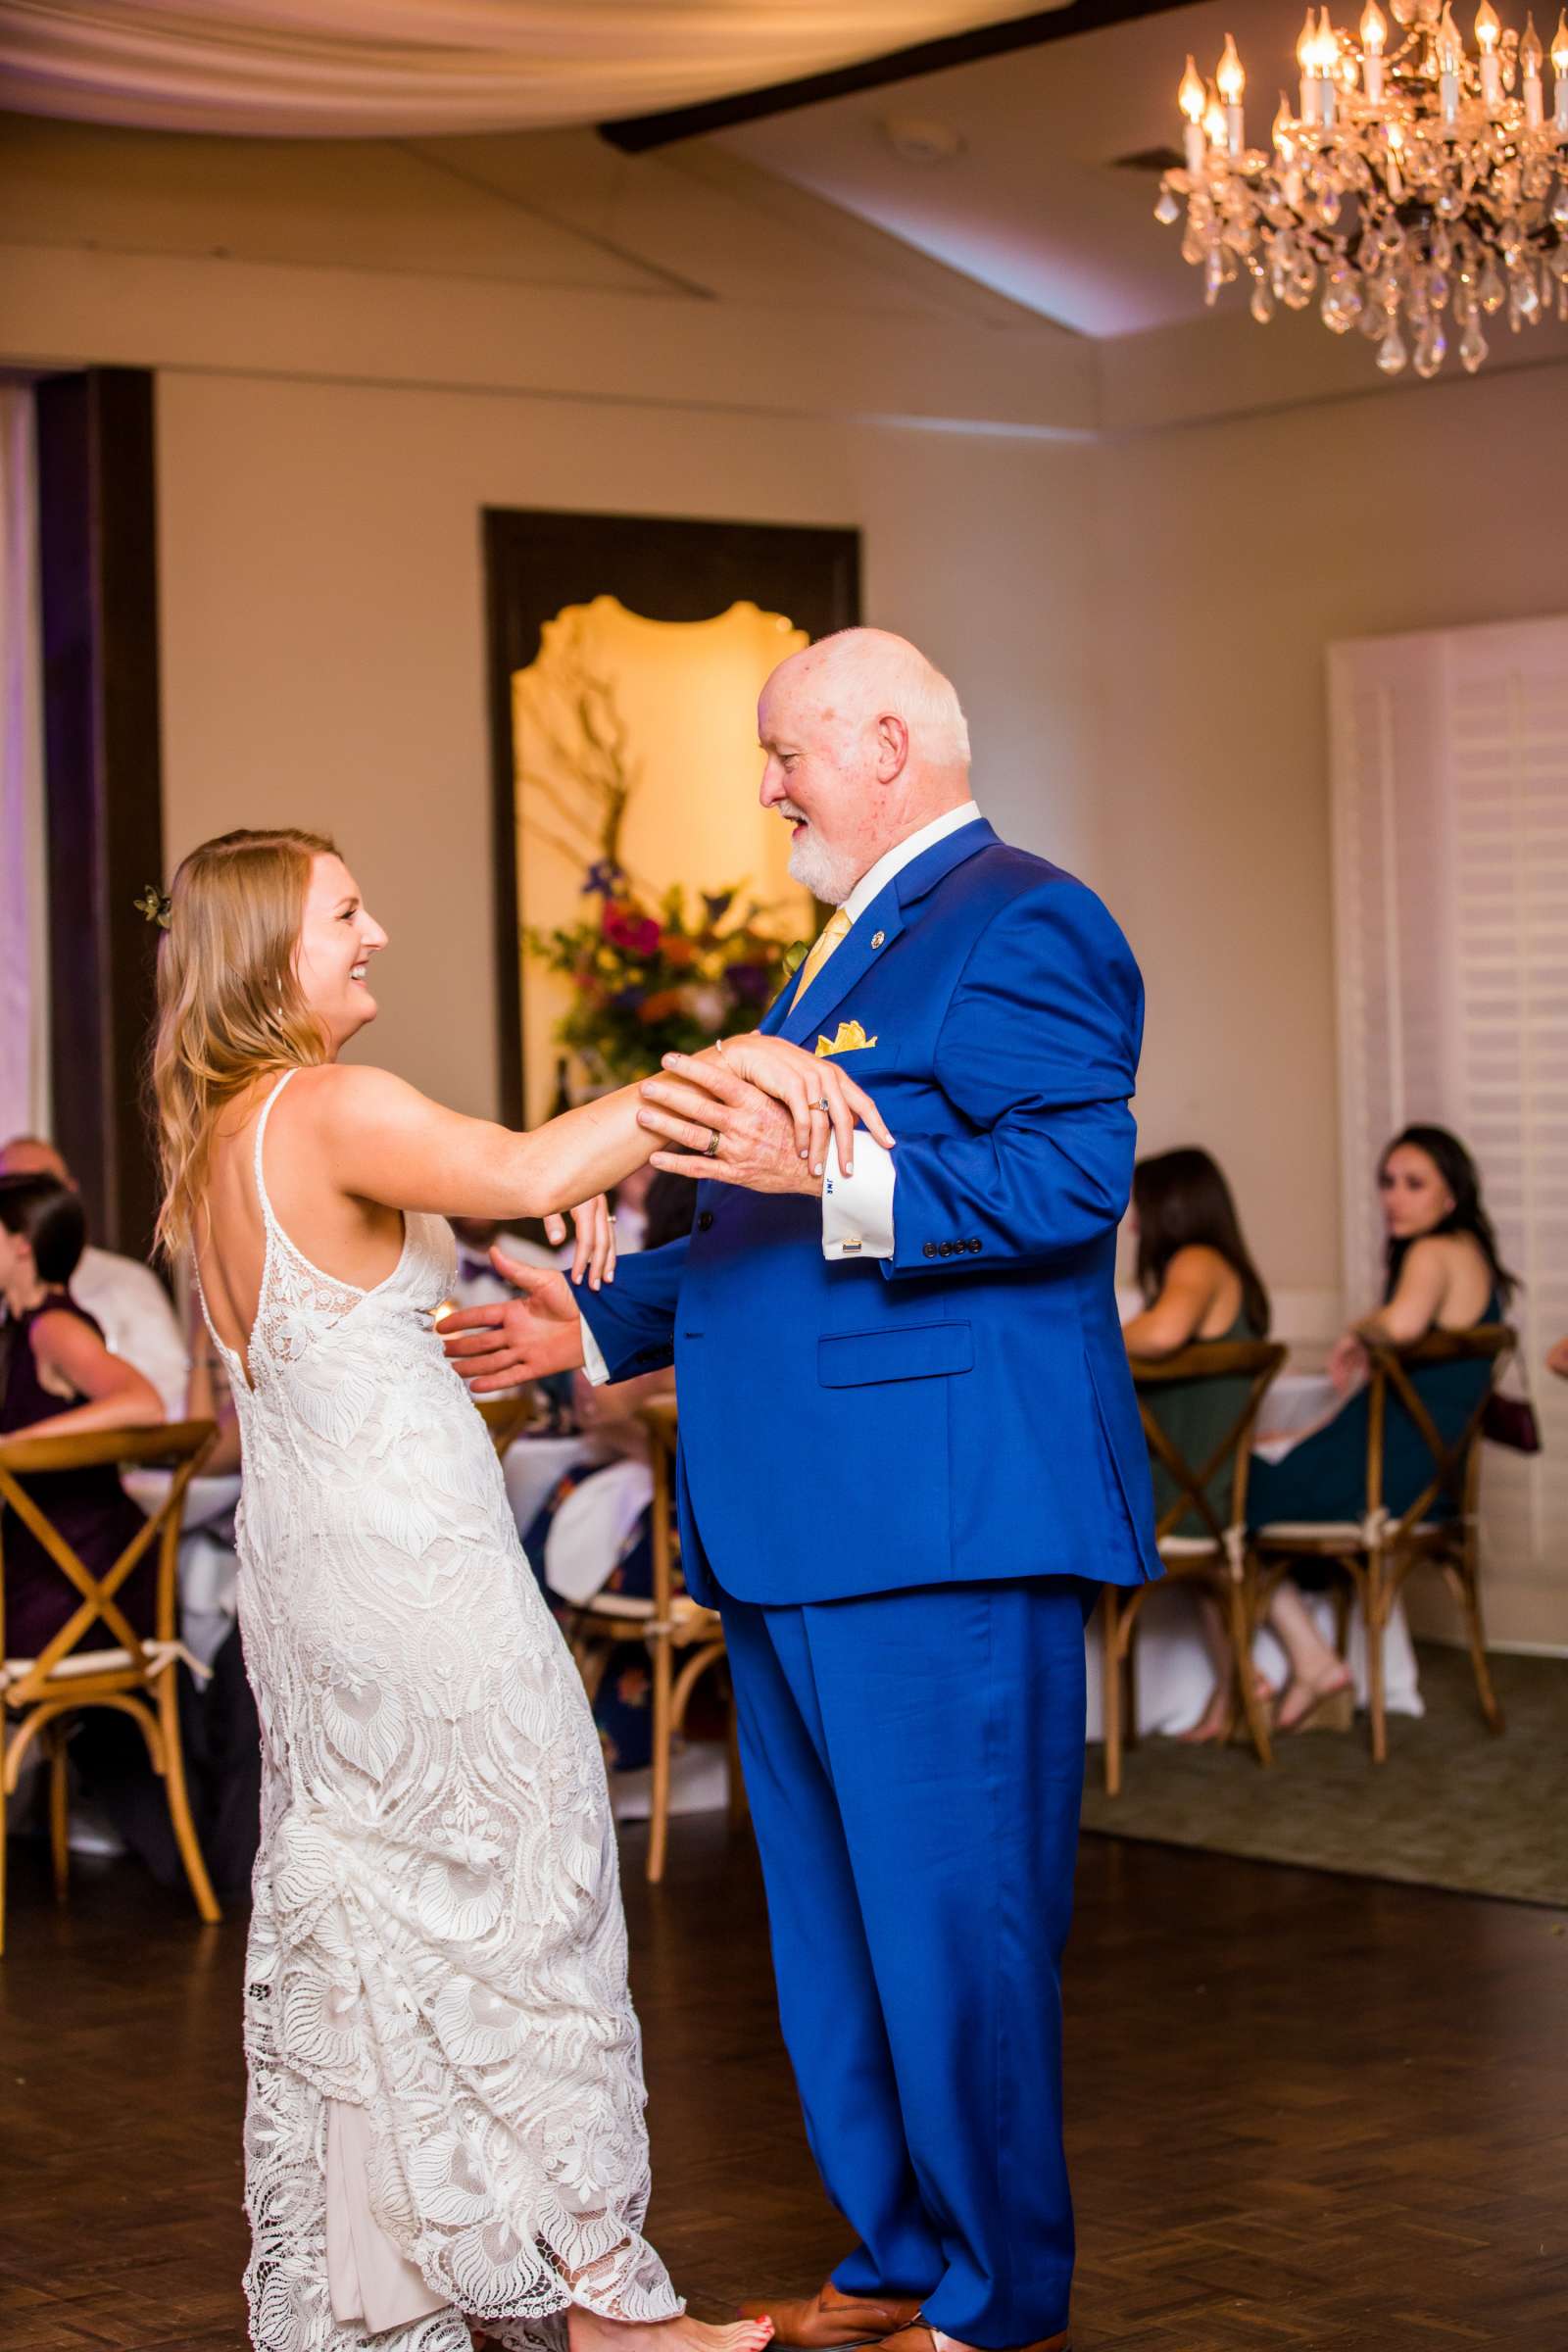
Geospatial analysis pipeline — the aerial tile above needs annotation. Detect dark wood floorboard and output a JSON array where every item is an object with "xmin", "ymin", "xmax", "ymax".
[{"xmin": 1, "ymin": 1821, "xmax": 1564, "ymax": 2349}]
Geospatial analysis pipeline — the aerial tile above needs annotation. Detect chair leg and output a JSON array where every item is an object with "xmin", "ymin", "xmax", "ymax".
[
  {"xmin": 157, "ymin": 1671, "xmax": 220, "ymax": 1925},
  {"xmin": 1333, "ymin": 1585, "xmax": 1351, "ymax": 1659},
  {"xmin": 1365, "ymin": 1556, "xmax": 1388, "ymax": 1765},
  {"xmin": 49, "ymin": 1727, "xmax": 71, "ymax": 1904},
  {"xmin": 646, "ymin": 1631, "xmax": 674, "ymax": 1886},
  {"xmin": 1226, "ymin": 1581, "xmax": 1273, "ymax": 1768},
  {"xmin": 1102, "ymin": 1589, "xmax": 1121, "ymax": 1798},
  {"xmin": 1123, "ymin": 1621, "xmax": 1141, "ymax": 1752},
  {"xmin": 1451, "ymin": 1563, "xmax": 1504, "ymax": 1735},
  {"xmin": 0, "ymin": 1735, "xmax": 6, "ymax": 1957}
]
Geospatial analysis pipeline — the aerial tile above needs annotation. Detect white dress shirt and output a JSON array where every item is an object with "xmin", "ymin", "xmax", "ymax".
[
  {"xmin": 580, "ymin": 801, "xmax": 982, "ymax": 1384},
  {"xmin": 816, "ymin": 800, "xmax": 981, "ymax": 1263}
]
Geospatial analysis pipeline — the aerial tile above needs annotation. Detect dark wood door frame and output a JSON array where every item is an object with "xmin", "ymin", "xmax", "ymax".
[
  {"xmin": 482, "ymin": 508, "xmax": 859, "ymax": 1128},
  {"xmin": 34, "ymin": 367, "xmax": 166, "ymax": 1261}
]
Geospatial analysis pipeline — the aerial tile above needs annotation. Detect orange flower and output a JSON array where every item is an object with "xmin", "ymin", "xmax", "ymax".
[
  {"xmin": 662, "ymin": 935, "xmax": 696, "ymax": 968},
  {"xmin": 637, "ymin": 989, "xmax": 684, "ymax": 1024}
]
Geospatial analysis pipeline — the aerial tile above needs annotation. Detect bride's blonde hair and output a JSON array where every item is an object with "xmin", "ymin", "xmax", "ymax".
[{"xmin": 150, "ymin": 826, "xmax": 337, "ymax": 1258}]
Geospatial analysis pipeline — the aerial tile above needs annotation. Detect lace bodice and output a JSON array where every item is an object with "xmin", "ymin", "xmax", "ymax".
[{"xmin": 198, "ymin": 1073, "xmax": 676, "ymax": 2352}]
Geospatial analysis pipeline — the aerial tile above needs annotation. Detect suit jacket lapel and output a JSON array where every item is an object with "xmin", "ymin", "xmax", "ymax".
[{"xmin": 779, "ymin": 817, "xmax": 996, "ymax": 1050}]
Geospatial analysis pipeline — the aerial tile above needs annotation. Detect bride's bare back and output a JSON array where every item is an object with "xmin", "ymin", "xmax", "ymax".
[{"xmin": 195, "ymin": 1066, "xmax": 410, "ymax": 1382}]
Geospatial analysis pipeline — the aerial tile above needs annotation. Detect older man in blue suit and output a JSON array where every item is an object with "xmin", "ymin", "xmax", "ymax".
[{"xmin": 444, "ymin": 629, "xmax": 1158, "ymax": 2352}]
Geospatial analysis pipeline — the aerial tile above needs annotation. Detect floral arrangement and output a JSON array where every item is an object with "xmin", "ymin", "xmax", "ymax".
[{"xmin": 526, "ymin": 863, "xmax": 803, "ymax": 1089}]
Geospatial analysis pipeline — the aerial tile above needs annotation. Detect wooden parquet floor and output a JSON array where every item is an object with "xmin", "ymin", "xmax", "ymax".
[{"xmin": 1, "ymin": 1821, "xmax": 1564, "ymax": 2351}]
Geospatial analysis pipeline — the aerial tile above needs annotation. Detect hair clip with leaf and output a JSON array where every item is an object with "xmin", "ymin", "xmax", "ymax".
[{"xmin": 135, "ymin": 884, "xmax": 172, "ymax": 930}]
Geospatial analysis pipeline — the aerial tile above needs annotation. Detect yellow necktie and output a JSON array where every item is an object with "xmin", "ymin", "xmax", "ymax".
[{"xmin": 791, "ymin": 906, "xmax": 854, "ymax": 1010}]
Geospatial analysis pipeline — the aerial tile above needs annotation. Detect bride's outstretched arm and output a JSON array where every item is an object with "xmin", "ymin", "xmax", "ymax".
[
  {"xmin": 314, "ymin": 1066, "xmax": 655, "ymax": 1221},
  {"xmin": 311, "ymin": 1043, "xmax": 887, "ymax": 1223}
]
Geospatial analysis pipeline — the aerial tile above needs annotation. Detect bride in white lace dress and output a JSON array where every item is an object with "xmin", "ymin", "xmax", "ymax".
[{"xmin": 148, "ymin": 829, "xmax": 883, "ymax": 2352}]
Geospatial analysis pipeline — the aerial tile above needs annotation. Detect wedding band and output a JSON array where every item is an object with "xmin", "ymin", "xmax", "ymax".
[
  {"xmin": 705, "ymin": 1128, "xmax": 721, "ymax": 1157},
  {"xmin": 815, "ymin": 1097, "xmax": 830, "ymax": 1111}
]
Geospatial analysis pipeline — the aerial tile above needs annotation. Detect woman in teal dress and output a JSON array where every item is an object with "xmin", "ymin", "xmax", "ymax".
[
  {"xmin": 1248, "ymin": 1124, "xmax": 1514, "ymax": 1730},
  {"xmin": 1122, "ymin": 1148, "xmax": 1274, "ymax": 1744}
]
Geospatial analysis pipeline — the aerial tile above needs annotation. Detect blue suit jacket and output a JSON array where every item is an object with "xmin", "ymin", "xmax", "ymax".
[{"xmin": 579, "ymin": 818, "xmax": 1160, "ymax": 1608}]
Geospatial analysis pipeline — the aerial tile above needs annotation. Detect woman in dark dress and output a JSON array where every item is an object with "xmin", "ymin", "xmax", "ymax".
[
  {"xmin": 1248, "ymin": 1125, "xmax": 1513, "ymax": 1729},
  {"xmin": 1122, "ymin": 1148, "xmax": 1275, "ymax": 1743},
  {"xmin": 0, "ymin": 1174, "xmax": 165, "ymax": 1659}
]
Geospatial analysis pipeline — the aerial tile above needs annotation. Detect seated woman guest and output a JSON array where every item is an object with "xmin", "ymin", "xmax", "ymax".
[
  {"xmin": 1121, "ymin": 1148, "xmax": 1275, "ymax": 1744},
  {"xmin": 0, "ymin": 1173, "xmax": 165, "ymax": 1661},
  {"xmin": 1248, "ymin": 1123, "xmax": 1514, "ymax": 1731}
]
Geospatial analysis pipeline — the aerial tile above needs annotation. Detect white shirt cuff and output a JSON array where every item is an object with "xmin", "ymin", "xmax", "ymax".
[
  {"xmin": 822, "ymin": 1133, "xmax": 896, "ymax": 1260},
  {"xmin": 578, "ymin": 1308, "xmax": 611, "ymax": 1386}
]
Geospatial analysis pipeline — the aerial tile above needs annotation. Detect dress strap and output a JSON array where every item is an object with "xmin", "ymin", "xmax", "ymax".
[{"xmin": 252, "ymin": 1067, "xmax": 299, "ymax": 1236}]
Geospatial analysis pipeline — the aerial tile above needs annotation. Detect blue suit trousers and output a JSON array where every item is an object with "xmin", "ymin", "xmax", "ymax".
[{"xmin": 718, "ymin": 1575, "xmax": 1094, "ymax": 2347}]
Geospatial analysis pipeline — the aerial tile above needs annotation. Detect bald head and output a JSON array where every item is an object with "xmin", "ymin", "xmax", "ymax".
[
  {"xmin": 0, "ymin": 1135, "xmax": 70, "ymax": 1185},
  {"xmin": 758, "ymin": 629, "xmax": 973, "ymax": 906}
]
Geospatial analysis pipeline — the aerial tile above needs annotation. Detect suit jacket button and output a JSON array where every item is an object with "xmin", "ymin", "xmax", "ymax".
[
  {"xmin": 697, "ymin": 1210, "xmax": 714, "ymax": 1232},
  {"xmin": 922, "ymin": 1241, "xmax": 938, "ymax": 1259},
  {"xmin": 968, "ymin": 1238, "xmax": 982, "ymax": 1252},
  {"xmin": 939, "ymin": 1240, "xmax": 954, "ymax": 1256}
]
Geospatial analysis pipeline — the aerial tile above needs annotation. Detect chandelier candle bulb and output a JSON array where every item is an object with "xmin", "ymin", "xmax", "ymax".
[
  {"xmin": 1521, "ymin": 16, "xmax": 1544, "ymax": 122},
  {"xmin": 1179, "ymin": 54, "xmax": 1207, "ymax": 170},
  {"xmin": 1298, "ymin": 9, "xmax": 1319, "ymax": 119},
  {"xmin": 1475, "ymin": 0, "xmax": 1502, "ymax": 107},
  {"xmin": 1361, "ymin": 0, "xmax": 1388, "ymax": 99},
  {"xmin": 1218, "ymin": 33, "xmax": 1248, "ymax": 149},
  {"xmin": 1315, "ymin": 10, "xmax": 1340, "ymax": 122},
  {"xmin": 1554, "ymin": 9, "xmax": 1568, "ymax": 124}
]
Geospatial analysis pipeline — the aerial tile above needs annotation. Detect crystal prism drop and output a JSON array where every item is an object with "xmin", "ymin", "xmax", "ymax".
[
  {"xmin": 1377, "ymin": 323, "xmax": 1408, "ymax": 374},
  {"xmin": 1479, "ymin": 257, "xmax": 1505, "ymax": 313},
  {"xmin": 1413, "ymin": 319, "xmax": 1446, "ymax": 377},
  {"xmin": 1250, "ymin": 278, "xmax": 1275, "ymax": 323},
  {"xmin": 1155, "ymin": 186, "xmax": 1181, "ymax": 225},
  {"xmin": 1460, "ymin": 317, "xmax": 1488, "ymax": 371}
]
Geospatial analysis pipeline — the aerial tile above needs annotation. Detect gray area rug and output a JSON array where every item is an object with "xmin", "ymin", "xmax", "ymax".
[{"xmin": 1081, "ymin": 1642, "xmax": 1568, "ymax": 1907}]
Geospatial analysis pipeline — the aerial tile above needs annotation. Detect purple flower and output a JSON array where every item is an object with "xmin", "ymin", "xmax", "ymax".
[
  {"xmin": 583, "ymin": 858, "xmax": 626, "ymax": 897},
  {"xmin": 703, "ymin": 889, "xmax": 735, "ymax": 924},
  {"xmin": 610, "ymin": 985, "xmax": 647, "ymax": 1013},
  {"xmin": 725, "ymin": 960, "xmax": 772, "ymax": 1006}
]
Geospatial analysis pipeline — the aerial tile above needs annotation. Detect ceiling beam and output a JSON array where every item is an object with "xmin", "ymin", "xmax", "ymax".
[{"xmin": 599, "ymin": 0, "xmax": 1195, "ymax": 153}]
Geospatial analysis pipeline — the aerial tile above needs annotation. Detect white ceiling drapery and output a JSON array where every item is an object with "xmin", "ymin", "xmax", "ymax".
[{"xmin": 0, "ymin": 1, "xmax": 1040, "ymax": 137}]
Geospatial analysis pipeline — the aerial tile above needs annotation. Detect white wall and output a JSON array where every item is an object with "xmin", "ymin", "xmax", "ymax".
[
  {"xmin": 156, "ymin": 370, "xmax": 1101, "ymax": 1123},
  {"xmin": 1090, "ymin": 363, "xmax": 1568, "ymax": 1308}
]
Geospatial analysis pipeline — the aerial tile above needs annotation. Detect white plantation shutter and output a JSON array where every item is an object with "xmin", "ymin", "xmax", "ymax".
[{"xmin": 1329, "ymin": 615, "xmax": 1568, "ymax": 1618}]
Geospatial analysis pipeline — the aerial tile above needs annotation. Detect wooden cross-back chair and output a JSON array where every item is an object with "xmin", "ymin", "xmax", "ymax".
[
  {"xmin": 474, "ymin": 1392, "xmax": 539, "ymax": 1458},
  {"xmin": 561, "ymin": 1396, "xmax": 744, "ymax": 1884},
  {"xmin": 0, "ymin": 1418, "xmax": 221, "ymax": 1952},
  {"xmin": 1253, "ymin": 1325, "xmax": 1512, "ymax": 1763},
  {"xmin": 1102, "ymin": 1340, "xmax": 1288, "ymax": 1796}
]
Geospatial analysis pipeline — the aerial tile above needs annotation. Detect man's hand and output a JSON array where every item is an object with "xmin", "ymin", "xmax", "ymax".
[
  {"xmin": 637, "ymin": 1061, "xmax": 826, "ymax": 1197},
  {"xmin": 440, "ymin": 1249, "xmax": 585, "ymax": 1393}
]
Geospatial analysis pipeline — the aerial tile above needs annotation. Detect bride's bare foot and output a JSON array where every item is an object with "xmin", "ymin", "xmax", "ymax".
[{"xmin": 568, "ymin": 2306, "xmax": 774, "ymax": 2352}]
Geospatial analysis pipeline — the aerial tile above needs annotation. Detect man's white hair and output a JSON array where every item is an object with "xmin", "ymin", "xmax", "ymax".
[{"xmin": 808, "ymin": 628, "xmax": 971, "ymax": 770}]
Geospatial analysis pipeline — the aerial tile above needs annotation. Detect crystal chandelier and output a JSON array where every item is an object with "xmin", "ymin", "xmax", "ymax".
[{"xmin": 1157, "ymin": 1, "xmax": 1568, "ymax": 374}]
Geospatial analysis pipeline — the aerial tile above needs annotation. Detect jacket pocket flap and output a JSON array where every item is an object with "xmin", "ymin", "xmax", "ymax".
[{"xmin": 817, "ymin": 1322, "xmax": 973, "ymax": 1389}]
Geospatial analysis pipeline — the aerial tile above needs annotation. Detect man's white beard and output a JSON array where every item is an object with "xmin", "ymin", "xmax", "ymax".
[{"xmin": 788, "ymin": 827, "xmax": 858, "ymax": 908}]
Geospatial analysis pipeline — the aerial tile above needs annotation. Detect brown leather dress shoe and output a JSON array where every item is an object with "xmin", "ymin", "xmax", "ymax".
[
  {"xmin": 736, "ymin": 2280, "xmax": 926, "ymax": 2348},
  {"xmin": 874, "ymin": 2325, "xmax": 1069, "ymax": 2352}
]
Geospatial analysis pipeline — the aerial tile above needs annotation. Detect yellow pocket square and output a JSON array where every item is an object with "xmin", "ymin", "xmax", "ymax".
[{"xmin": 816, "ymin": 1020, "xmax": 878, "ymax": 1058}]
